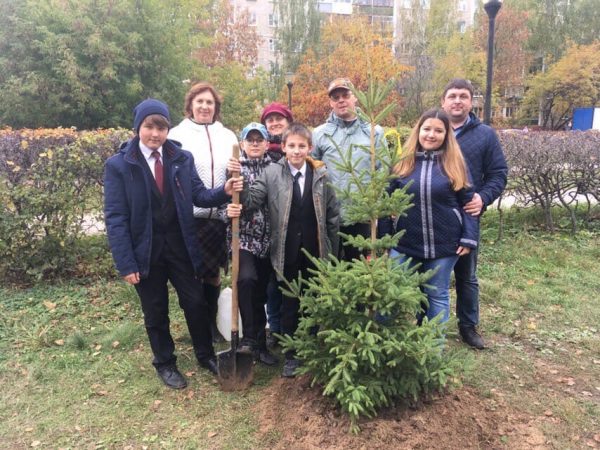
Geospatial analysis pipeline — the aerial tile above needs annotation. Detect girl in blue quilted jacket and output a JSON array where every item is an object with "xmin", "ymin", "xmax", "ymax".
[{"xmin": 379, "ymin": 108, "xmax": 479, "ymax": 324}]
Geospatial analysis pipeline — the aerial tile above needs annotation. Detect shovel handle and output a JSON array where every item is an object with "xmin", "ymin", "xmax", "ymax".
[{"xmin": 230, "ymin": 144, "xmax": 240, "ymax": 334}]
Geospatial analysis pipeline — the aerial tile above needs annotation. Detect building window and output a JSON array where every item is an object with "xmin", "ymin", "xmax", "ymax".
[
  {"xmin": 504, "ymin": 106, "xmax": 514, "ymax": 118},
  {"xmin": 458, "ymin": 21, "xmax": 466, "ymax": 33},
  {"xmin": 268, "ymin": 13, "xmax": 279, "ymax": 27},
  {"xmin": 269, "ymin": 38, "xmax": 277, "ymax": 52},
  {"xmin": 248, "ymin": 11, "xmax": 256, "ymax": 26}
]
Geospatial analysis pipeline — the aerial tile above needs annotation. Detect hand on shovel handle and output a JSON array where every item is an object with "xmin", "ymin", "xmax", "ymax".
[{"xmin": 217, "ymin": 144, "xmax": 254, "ymax": 391}]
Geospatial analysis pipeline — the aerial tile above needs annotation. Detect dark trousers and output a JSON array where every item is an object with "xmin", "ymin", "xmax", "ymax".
[
  {"xmin": 339, "ymin": 222, "xmax": 370, "ymax": 262},
  {"xmin": 280, "ymin": 250, "xmax": 314, "ymax": 360},
  {"xmin": 135, "ymin": 243, "xmax": 213, "ymax": 369},
  {"xmin": 237, "ymin": 249, "xmax": 272, "ymax": 347},
  {"xmin": 454, "ymin": 247, "xmax": 480, "ymax": 328},
  {"xmin": 265, "ymin": 272, "xmax": 282, "ymax": 333}
]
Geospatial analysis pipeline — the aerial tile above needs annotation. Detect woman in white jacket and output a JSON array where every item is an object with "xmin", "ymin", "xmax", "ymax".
[{"xmin": 169, "ymin": 82, "xmax": 238, "ymax": 344}]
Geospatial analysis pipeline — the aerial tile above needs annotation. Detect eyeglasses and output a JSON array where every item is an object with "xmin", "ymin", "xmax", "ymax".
[
  {"xmin": 245, "ymin": 138, "xmax": 265, "ymax": 145},
  {"xmin": 330, "ymin": 91, "xmax": 351, "ymax": 101}
]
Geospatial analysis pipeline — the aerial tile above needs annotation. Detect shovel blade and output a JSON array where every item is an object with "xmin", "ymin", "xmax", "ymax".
[{"xmin": 217, "ymin": 348, "xmax": 254, "ymax": 391}]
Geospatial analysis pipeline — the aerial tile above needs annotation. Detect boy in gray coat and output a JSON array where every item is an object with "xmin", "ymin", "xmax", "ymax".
[{"xmin": 228, "ymin": 123, "xmax": 339, "ymax": 377}]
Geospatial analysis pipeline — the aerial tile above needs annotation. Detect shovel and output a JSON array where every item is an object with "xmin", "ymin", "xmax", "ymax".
[{"xmin": 217, "ymin": 144, "xmax": 254, "ymax": 391}]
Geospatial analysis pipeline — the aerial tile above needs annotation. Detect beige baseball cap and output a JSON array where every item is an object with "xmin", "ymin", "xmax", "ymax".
[{"xmin": 327, "ymin": 78, "xmax": 352, "ymax": 95}]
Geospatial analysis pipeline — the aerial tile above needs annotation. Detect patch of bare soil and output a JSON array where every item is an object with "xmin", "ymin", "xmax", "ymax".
[{"xmin": 254, "ymin": 375, "xmax": 549, "ymax": 450}]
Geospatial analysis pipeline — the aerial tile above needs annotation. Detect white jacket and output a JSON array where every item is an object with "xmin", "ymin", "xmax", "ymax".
[{"xmin": 169, "ymin": 118, "xmax": 238, "ymax": 219}]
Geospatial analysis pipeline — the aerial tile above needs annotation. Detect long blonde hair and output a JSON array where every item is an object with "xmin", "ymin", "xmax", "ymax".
[{"xmin": 394, "ymin": 108, "xmax": 470, "ymax": 191}]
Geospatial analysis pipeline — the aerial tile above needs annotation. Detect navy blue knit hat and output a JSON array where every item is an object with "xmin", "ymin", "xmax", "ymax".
[{"xmin": 133, "ymin": 98, "xmax": 171, "ymax": 133}]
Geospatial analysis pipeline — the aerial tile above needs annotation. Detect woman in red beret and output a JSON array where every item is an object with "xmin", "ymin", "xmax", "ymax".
[{"xmin": 260, "ymin": 102, "xmax": 294, "ymax": 162}]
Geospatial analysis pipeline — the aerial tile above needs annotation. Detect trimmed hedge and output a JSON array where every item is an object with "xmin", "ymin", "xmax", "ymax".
[
  {"xmin": 498, "ymin": 130, "xmax": 600, "ymax": 233},
  {"xmin": 0, "ymin": 127, "xmax": 131, "ymax": 282}
]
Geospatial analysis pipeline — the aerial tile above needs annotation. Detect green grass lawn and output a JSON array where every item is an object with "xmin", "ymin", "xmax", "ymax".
[{"xmin": 1, "ymin": 209, "xmax": 599, "ymax": 449}]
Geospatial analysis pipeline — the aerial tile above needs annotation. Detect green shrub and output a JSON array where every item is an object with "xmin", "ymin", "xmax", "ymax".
[{"xmin": 0, "ymin": 127, "xmax": 131, "ymax": 283}]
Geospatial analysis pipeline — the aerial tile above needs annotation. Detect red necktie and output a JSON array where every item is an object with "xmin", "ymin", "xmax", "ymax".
[{"xmin": 152, "ymin": 150, "xmax": 163, "ymax": 194}]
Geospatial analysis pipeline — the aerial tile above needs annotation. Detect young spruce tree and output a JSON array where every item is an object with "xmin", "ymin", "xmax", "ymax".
[{"xmin": 280, "ymin": 80, "xmax": 464, "ymax": 432}]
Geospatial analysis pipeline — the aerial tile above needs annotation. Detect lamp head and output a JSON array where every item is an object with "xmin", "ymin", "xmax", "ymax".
[
  {"xmin": 285, "ymin": 72, "xmax": 294, "ymax": 88},
  {"xmin": 483, "ymin": 0, "xmax": 502, "ymax": 19}
]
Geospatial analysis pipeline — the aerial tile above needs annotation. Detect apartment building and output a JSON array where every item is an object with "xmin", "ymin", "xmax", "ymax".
[
  {"xmin": 230, "ymin": 0, "xmax": 399, "ymax": 70},
  {"xmin": 230, "ymin": 0, "xmax": 279, "ymax": 70}
]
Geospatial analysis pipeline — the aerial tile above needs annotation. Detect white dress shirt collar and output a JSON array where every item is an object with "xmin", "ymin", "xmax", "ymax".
[
  {"xmin": 288, "ymin": 162, "xmax": 307, "ymax": 197},
  {"xmin": 139, "ymin": 142, "xmax": 163, "ymax": 178}
]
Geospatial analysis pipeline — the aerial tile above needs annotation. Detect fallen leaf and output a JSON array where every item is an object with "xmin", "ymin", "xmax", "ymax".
[
  {"xmin": 593, "ymin": 434, "xmax": 600, "ymax": 443},
  {"xmin": 185, "ymin": 371, "xmax": 195, "ymax": 377},
  {"xmin": 111, "ymin": 341, "xmax": 120, "ymax": 348},
  {"xmin": 549, "ymin": 369, "xmax": 559, "ymax": 375},
  {"xmin": 150, "ymin": 399, "xmax": 162, "ymax": 411},
  {"xmin": 544, "ymin": 410, "xmax": 553, "ymax": 417},
  {"xmin": 581, "ymin": 391, "xmax": 593, "ymax": 397},
  {"xmin": 117, "ymin": 379, "xmax": 125, "ymax": 384},
  {"xmin": 208, "ymin": 431, "xmax": 218, "ymax": 438},
  {"xmin": 43, "ymin": 301, "xmax": 56, "ymax": 311},
  {"xmin": 94, "ymin": 344, "xmax": 102, "ymax": 351},
  {"xmin": 25, "ymin": 427, "xmax": 33, "ymax": 432},
  {"xmin": 31, "ymin": 442, "xmax": 41, "ymax": 448},
  {"xmin": 54, "ymin": 339, "xmax": 65, "ymax": 346},
  {"xmin": 527, "ymin": 280, "xmax": 535, "ymax": 285}
]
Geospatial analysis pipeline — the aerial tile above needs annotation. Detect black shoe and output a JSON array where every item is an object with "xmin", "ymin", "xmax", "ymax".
[
  {"xmin": 156, "ymin": 365, "xmax": 187, "ymax": 389},
  {"xmin": 255, "ymin": 348, "xmax": 279, "ymax": 366},
  {"xmin": 199, "ymin": 357, "xmax": 219, "ymax": 376},
  {"xmin": 211, "ymin": 323, "xmax": 226, "ymax": 344},
  {"xmin": 460, "ymin": 326, "xmax": 485, "ymax": 349},
  {"xmin": 281, "ymin": 358, "xmax": 300, "ymax": 378}
]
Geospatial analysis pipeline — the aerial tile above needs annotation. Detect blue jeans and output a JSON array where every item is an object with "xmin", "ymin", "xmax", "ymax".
[
  {"xmin": 454, "ymin": 248, "xmax": 479, "ymax": 328},
  {"xmin": 390, "ymin": 249, "xmax": 459, "ymax": 323}
]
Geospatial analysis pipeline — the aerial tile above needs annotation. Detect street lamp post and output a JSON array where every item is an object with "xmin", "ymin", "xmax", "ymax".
[
  {"xmin": 285, "ymin": 72, "xmax": 294, "ymax": 110},
  {"xmin": 483, "ymin": 0, "xmax": 502, "ymax": 125}
]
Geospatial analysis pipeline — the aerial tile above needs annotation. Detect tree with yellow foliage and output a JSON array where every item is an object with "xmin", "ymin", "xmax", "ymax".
[
  {"xmin": 281, "ymin": 17, "xmax": 410, "ymax": 126},
  {"xmin": 519, "ymin": 41, "xmax": 600, "ymax": 130}
]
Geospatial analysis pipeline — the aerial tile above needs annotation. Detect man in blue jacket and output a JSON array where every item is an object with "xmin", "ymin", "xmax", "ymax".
[
  {"xmin": 104, "ymin": 99, "xmax": 242, "ymax": 389},
  {"xmin": 441, "ymin": 79, "xmax": 508, "ymax": 349}
]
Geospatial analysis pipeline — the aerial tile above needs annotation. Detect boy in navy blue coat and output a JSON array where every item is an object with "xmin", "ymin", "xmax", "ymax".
[{"xmin": 104, "ymin": 99, "xmax": 242, "ymax": 389}]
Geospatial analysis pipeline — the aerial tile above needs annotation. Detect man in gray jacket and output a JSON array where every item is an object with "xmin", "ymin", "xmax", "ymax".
[{"xmin": 312, "ymin": 78, "xmax": 384, "ymax": 261}]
